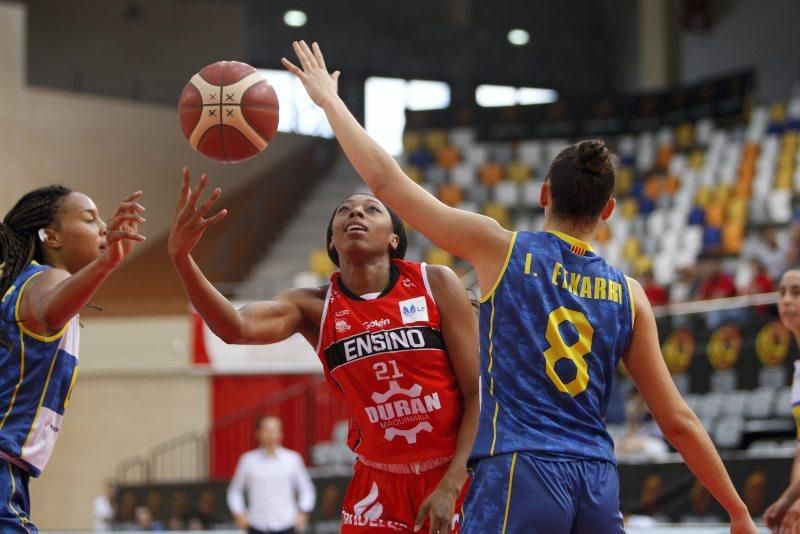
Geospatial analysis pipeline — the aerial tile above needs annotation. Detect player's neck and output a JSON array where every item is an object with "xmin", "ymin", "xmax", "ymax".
[
  {"xmin": 339, "ymin": 256, "xmax": 393, "ymax": 296},
  {"xmin": 542, "ymin": 215, "xmax": 598, "ymax": 244}
]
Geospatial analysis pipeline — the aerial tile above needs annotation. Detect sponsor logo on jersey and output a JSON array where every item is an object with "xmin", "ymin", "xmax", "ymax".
[
  {"xmin": 335, "ymin": 318, "xmax": 352, "ymax": 334},
  {"xmin": 324, "ymin": 326, "xmax": 444, "ymax": 368},
  {"xmin": 363, "ymin": 318, "xmax": 391, "ymax": 329},
  {"xmin": 334, "ymin": 309, "xmax": 350, "ymax": 318},
  {"xmin": 399, "ymin": 296, "xmax": 428, "ymax": 324},
  {"xmin": 364, "ymin": 380, "xmax": 440, "ymax": 443},
  {"xmin": 342, "ymin": 482, "xmax": 408, "ymax": 531}
]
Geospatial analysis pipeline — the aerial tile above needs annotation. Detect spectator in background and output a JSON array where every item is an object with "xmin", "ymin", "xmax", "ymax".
[
  {"xmin": 640, "ymin": 269, "xmax": 668, "ymax": 307},
  {"xmin": 745, "ymin": 227, "xmax": 787, "ymax": 281},
  {"xmin": 92, "ymin": 480, "xmax": 116, "ymax": 531},
  {"xmin": 227, "ymin": 416, "xmax": 316, "ymax": 534},
  {"xmin": 744, "ymin": 258, "xmax": 776, "ymax": 316},
  {"xmin": 134, "ymin": 506, "xmax": 163, "ymax": 531},
  {"xmin": 698, "ymin": 259, "xmax": 739, "ymax": 329},
  {"xmin": 669, "ymin": 264, "xmax": 700, "ymax": 304},
  {"xmin": 784, "ymin": 223, "xmax": 800, "ymax": 271},
  {"xmin": 614, "ymin": 391, "xmax": 668, "ymax": 461}
]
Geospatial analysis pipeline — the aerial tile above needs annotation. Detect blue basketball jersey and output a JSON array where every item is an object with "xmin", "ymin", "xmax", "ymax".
[
  {"xmin": 470, "ymin": 231, "xmax": 634, "ymax": 465},
  {"xmin": 0, "ymin": 262, "xmax": 80, "ymax": 477}
]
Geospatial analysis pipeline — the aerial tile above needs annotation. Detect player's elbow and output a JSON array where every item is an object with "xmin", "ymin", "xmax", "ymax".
[{"xmin": 658, "ymin": 405, "xmax": 701, "ymax": 445}]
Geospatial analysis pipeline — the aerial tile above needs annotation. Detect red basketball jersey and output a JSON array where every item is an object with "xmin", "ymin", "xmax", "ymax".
[{"xmin": 317, "ymin": 259, "xmax": 464, "ymax": 465}]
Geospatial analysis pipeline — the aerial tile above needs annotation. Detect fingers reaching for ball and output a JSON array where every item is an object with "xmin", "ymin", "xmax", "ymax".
[
  {"xmin": 168, "ymin": 168, "xmax": 228, "ymax": 261},
  {"xmin": 282, "ymin": 41, "xmax": 341, "ymax": 108}
]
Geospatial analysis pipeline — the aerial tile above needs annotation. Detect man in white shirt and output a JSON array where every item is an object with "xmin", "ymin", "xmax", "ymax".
[{"xmin": 227, "ymin": 416, "xmax": 316, "ymax": 534}]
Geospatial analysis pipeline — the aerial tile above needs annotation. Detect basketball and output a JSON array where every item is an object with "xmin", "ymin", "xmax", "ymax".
[{"xmin": 178, "ymin": 61, "xmax": 279, "ymax": 164}]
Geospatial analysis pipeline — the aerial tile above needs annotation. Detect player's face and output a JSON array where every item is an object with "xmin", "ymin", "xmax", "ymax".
[
  {"xmin": 778, "ymin": 270, "xmax": 800, "ymax": 333},
  {"xmin": 49, "ymin": 192, "xmax": 107, "ymax": 273},
  {"xmin": 330, "ymin": 194, "xmax": 398, "ymax": 263}
]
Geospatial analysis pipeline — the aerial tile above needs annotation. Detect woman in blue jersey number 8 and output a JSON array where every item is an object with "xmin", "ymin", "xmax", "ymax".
[
  {"xmin": 282, "ymin": 41, "xmax": 759, "ymax": 534},
  {"xmin": 764, "ymin": 268, "xmax": 800, "ymax": 533},
  {"xmin": 0, "ymin": 187, "xmax": 145, "ymax": 532},
  {"xmin": 168, "ymin": 169, "xmax": 479, "ymax": 533}
]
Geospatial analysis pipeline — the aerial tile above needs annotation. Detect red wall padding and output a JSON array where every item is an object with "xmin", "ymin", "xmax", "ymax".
[{"xmin": 210, "ymin": 374, "xmax": 351, "ymax": 479}]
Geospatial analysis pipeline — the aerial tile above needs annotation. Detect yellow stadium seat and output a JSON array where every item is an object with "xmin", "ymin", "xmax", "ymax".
[
  {"xmin": 633, "ymin": 256, "xmax": 653, "ymax": 277},
  {"xmin": 712, "ymin": 184, "xmax": 730, "ymax": 203},
  {"xmin": 309, "ymin": 249, "xmax": 336, "ymax": 277},
  {"xmin": 438, "ymin": 183, "xmax": 464, "ymax": 206},
  {"xmin": 403, "ymin": 132, "xmax": 422, "ymax": 152},
  {"xmin": 482, "ymin": 202, "xmax": 511, "ymax": 228},
  {"xmin": 507, "ymin": 162, "xmax": 530, "ymax": 183},
  {"xmin": 688, "ymin": 150, "xmax": 705, "ymax": 170},
  {"xmin": 726, "ymin": 197, "xmax": 748, "ymax": 223},
  {"xmin": 776, "ymin": 169, "xmax": 793, "ymax": 190},
  {"xmin": 425, "ymin": 247, "xmax": 454, "ymax": 267},
  {"xmin": 436, "ymin": 146, "xmax": 461, "ymax": 170},
  {"xmin": 623, "ymin": 237, "xmax": 641, "ymax": 261},
  {"xmin": 479, "ymin": 163, "xmax": 505, "ymax": 187},
  {"xmin": 769, "ymin": 102, "xmax": 787, "ymax": 124},
  {"xmin": 426, "ymin": 130, "xmax": 449, "ymax": 151},
  {"xmin": 695, "ymin": 186, "xmax": 711, "ymax": 207},
  {"xmin": 676, "ymin": 123, "xmax": 694, "ymax": 151},
  {"xmin": 616, "ymin": 167, "xmax": 634, "ymax": 195},
  {"xmin": 621, "ymin": 198, "xmax": 639, "ymax": 219},
  {"xmin": 404, "ymin": 165, "xmax": 423, "ymax": 183}
]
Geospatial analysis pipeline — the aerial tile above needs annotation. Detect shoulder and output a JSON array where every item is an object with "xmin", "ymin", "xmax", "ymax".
[
  {"xmin": 423, "ymin": 264, "xmax": 460, "ymax": 288},
  {"xmin": 279, "ymin": 447, "xmax": 306, "ymax": 463},
  {"xmin": 276, "ymin": 285, "xmax": 328, "ymax": 305}
]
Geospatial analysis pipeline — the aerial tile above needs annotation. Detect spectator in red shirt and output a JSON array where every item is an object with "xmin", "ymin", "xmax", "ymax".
[
  {"xmin": 698, "ymin": 259, "xmax": 739, "ymax": 328},
  {"xmin": 745, "ymin": 258, "xmax": 776, "ymax": 316},
  {"xmin": 641, "ymin": 270, "xmax": 669, "ymax": 307}
]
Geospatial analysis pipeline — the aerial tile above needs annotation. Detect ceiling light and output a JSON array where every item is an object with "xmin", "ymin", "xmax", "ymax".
[
  {"xmin": 284, "ymin": 10, "xmax": 307, "ymax": 28},
  {"xmin": 507, "ymin": 29, "xmax": 530, "ymax": 46}
]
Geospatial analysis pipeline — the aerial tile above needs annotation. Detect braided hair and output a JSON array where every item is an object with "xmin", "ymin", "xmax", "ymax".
[{"xmin": 0, "ymin": 186, "xmax": 72, "ymax": 348}]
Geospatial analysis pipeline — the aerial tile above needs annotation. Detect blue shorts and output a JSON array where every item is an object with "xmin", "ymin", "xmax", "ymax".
[
  {"xmin": 462, "ymin": 453, "xmax": 623, "ymax": 534},
  {"xmin": 0, "ymin": 459, "xmax": 36, "ymax": 533}
]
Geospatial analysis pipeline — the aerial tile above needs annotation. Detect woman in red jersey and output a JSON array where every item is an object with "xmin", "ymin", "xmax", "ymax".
[{"xmin": 168, "ymin": 169, "xmax": 478, "ymax": 534}]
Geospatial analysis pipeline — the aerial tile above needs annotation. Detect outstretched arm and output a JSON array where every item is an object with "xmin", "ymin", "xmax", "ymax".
[
  {"xmin": 282, "ymin": 41, "xmax": 512, "ymax": 293},
  {"xmin": 22, "ymin": 192, "xmax": 146, "ymax": 335},
  {"xmin": 168, "ymin": 168, "xmax": 307, "ymax": 344},
  {"xmin": 623, "ymin": 278, "xmax": 756, "ymax": 533}
]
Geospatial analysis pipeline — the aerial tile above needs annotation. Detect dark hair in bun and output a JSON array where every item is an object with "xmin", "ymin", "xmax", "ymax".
[{"xmin": 545, "ymin": 139, "xmax": 616, "ymax": 223}]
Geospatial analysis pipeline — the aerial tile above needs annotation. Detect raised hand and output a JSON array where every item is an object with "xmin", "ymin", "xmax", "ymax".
[
  {"xmin": 98, "ymin": 191, "xmax": 146, "ymax": 269},
  {"xmin": 281, "ymin": 41, "xmax": 341, "ymax": 108},
  {"xmin": 168, "ymin": 167, "xmax": 228, "ymax": 262}
]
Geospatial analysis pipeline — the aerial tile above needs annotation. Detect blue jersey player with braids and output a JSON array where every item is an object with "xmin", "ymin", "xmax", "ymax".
[
  {"xmin": 284, "ymin": 41, "xmax": 758, "ymax": 534},
  {"xmin": 0, "ymin": 186, "xmax": 145, "ymax": 532}
]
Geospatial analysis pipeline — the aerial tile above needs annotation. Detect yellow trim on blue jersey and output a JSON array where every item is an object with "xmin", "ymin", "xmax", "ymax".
[
  {"xmin": 488, "ymin": 294, "xmax": 499, "ymax": 455},
  {"xmin": 501, "ymin": 452, "xmax": 518, "ymax": 534},
  {"xmin": 479, "ymin": 232, "xmax": 518, "ymax": 304},
  {"xmin": 14, "ymin": 271, "xmax": 68, "ymax": 343},
  {"xmin": 0, "ymin": 331, "xmax": 26, "ymax": 431},
  {"xmin": 625, "ymin": 276, "xmax": 636, "ymax": 325},
  {"xmin": 21, "ymin": 348, "xmax": 59, "ymax": 456},
  {"xmin": 7, "ymin": 463, "xmax": 31, "ymax": 533},
  {"xmin": 547, "ymin": 230, "xmax": 595, "ymax": 254}
]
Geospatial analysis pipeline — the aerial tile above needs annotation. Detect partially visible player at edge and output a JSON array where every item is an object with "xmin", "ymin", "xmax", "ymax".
[
  {"xmin": 168, "ymin": 170, "xmax": 479, "ymax": 533},
  {"xmin": 282, "ymin": 41, "xmax": 758, "ymax": 534},
  {"xmin": 764, "ymin": 268, "xmax": 800, "ymax": 533},
  {"xmin": 0, "ymin": 187, "xmax": 145, "ymax": 532}
]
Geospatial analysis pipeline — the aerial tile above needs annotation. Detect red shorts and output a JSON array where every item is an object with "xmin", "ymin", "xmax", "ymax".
[{"xmin": 341, "ymin": 460, "xmax": 469, "ymax": 533}]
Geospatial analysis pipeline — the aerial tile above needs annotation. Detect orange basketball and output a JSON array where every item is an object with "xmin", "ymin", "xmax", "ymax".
[{"xmin": 178, "ymin": 61, "xmax": 279, "ymax": 163}]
